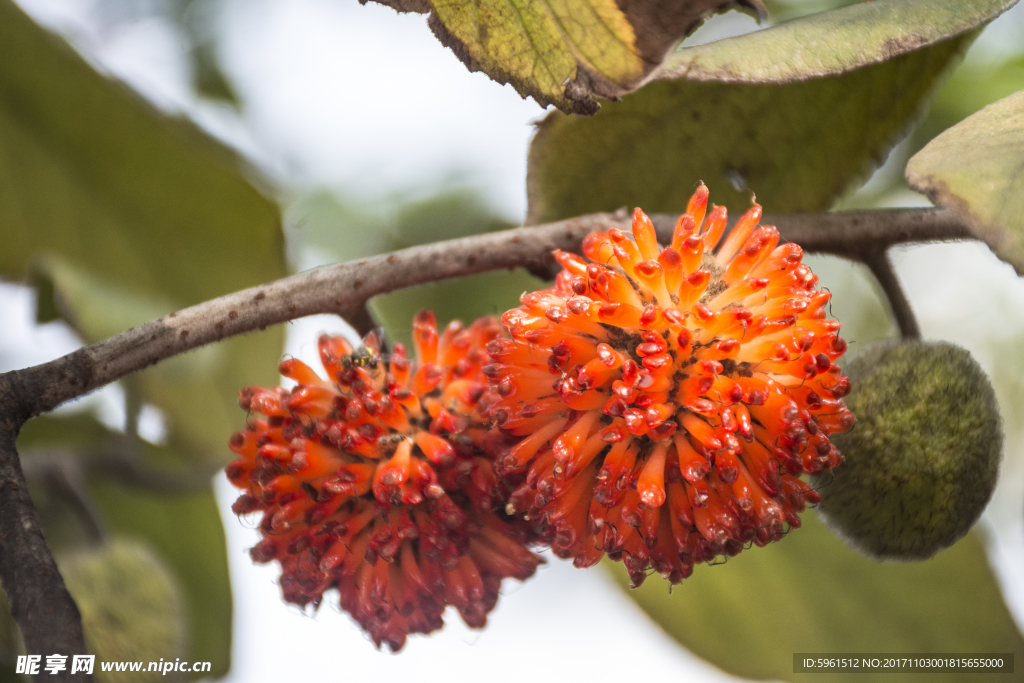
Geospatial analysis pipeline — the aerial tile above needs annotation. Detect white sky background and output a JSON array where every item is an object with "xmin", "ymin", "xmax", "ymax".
[{"xmin": 6, "ymin": 0, "xmax": 1024, "ymax": 681}]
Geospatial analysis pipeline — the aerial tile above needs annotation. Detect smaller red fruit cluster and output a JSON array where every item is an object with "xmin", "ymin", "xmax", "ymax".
[{"xmin": 226, "ymin": 313, "xmax": 540, "ymax": 651}]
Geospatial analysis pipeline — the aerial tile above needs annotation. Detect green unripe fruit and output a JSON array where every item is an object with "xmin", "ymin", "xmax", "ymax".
[
  {"xmin": 815, "ymin": 341, "xmax": 1002, "ymax": 560},
  {"xmin": 59, "ymin": 539, "xmax": 185, "ymax": 683}
]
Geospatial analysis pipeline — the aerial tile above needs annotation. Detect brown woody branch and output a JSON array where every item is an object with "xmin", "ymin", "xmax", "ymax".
[
  {"xmin": 0, "ymin": 429, "xmax": 90, "ymax": 682},
  {"xmin": 763, "ymin": 207, "xmax": 963, "ymax": 341},
  {"xmin": 0, "ymin": 205, "xmax": 973, "ymax": 670},
  {"xmin": 0, "ymin": 206, "xmax": 972, "ymax": 421},
  {"xmin": 761, "ymin": 206, "xmax": 971, "ymax": 259}
]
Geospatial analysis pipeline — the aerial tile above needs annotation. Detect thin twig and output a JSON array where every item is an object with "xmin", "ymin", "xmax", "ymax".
[
  {"xmin": 864, "ymin": 249, "xmax": 922, "ymax": 340},
  {"xmin": 0, "ymin": 205, "xmax": 974, "ymax": 663},
  {"xmin": 22, "ymin": 445, "xmax": 215, "ymax": 495},
  {"xmin": 91, "ymin": 454, "xmax": 217, "ymax": 494},
  {"xmin": 27, "ymin": 457, "xmax": 107, "ymax": 545}
]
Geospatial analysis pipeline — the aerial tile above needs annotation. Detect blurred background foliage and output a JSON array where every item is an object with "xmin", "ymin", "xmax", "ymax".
[
  {"xmin": 608, "ymin": 515, "xmax": 1022, "ymax": 683},
  {"xmin": 0, "ymin": 0, "xmax": 1023, "ymax": 680}
]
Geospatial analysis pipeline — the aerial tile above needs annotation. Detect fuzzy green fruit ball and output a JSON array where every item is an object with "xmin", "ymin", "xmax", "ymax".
[{"xmin": 816, "ymin": 341, "xmax": 1002, "ymax": 560}]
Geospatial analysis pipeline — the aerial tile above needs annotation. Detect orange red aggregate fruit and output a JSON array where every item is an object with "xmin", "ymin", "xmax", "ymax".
[
  {"xmin": 485, "ymin": 185, "xmax": 854, "ymax": 587},
  {"xmin": 225, "ymin": 312, "xmax": 541, "ymax": 651}
]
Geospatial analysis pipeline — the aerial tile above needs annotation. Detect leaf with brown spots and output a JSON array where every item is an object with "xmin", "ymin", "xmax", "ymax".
[
  {"xmin": 527, "ymin": 0, "xmax": 1016, "ymax": 222},
  {"xmin": 368, "ymin": 0, "xmax": 765, "ymax": 114}
]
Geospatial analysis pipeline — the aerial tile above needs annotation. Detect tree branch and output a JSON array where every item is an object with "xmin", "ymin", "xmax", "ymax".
[
  {"xmin": 760, "ymin": 207, "xmax": 972, "ymax": 259},
  {"xmin": 0, "ymin": 428, "xmax": 91, "ymax": 682},
  {"xmin": 341, "ymin": 303, "xmax": 379, "ymax": 339},
  {"xmin": 864, "ymin": 249, "xmax": 922, "ymax": 340},
  {"xmin": 0, "ymin": 207, "xmax": 973, "ymax": 422},
  {"xmin": 0, "ymin": 205, "xmax": 974, "ymax": 663},
  {"xmin": 0, "ymin": 211, "xmax": 626, "ymax": 421}
]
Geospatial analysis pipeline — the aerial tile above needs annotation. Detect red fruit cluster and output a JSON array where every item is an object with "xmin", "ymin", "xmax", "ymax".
[
  {"xmin": 484, "ymin": 185, "xmax": 854, "ymax": 586},
  {"xmin": 226, "ymin": 183, "xmax": 856, "ymax": 649},
  {"xmin": 226, "ymin": 312, "xmax": 541, "ymax": 651}
]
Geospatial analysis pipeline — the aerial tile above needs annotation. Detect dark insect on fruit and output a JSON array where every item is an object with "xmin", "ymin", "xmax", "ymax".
[
  {"xmin": 341, "ymin": 329, "xmax": 393, "ymax": 372},
  {"xmin": 341, "ymin": 345, "xmax": 380, "ymax": 371}
]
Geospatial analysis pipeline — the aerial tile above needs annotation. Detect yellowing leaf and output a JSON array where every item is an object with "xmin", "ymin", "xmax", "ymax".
[
  {"xmin": 402, "ymin": 0, "xmax": 757, "ymax": 114},
  {"xmin": 906, "ymin": 89, "xmax": 1024, "ymax": 275},
  {"xmin": 547, "ymin": 0, "xmax": 641, "ymax": 79},
  {"xmin": 430, "ymin": 0, "xmax": 639, "ymax": 114}
]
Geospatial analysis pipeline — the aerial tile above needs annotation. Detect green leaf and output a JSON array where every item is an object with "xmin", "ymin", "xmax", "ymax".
[
  {"xmin": 172, "ymin": 0, "xmax": 240, "ymax": 105},
  {"xmin": 389, "ymin": 0, "xmax": 761, "ymax": 115},
  {"xmin": 0, "ymin": 0, "xmax": 286, "ymax": 465},
  {"xmin": 191, "ymin": 42, "xmax": 240, "ymax": 105},
  {"xmin": 59, "ymin": 539, "xmax": 186, "ymax": 683},
  {"xmin": 608, "ymin": 513, "xmax": 1024, "ymax": 682},
  {"xmin": 288, "ymin": 187, "xmax": 516, "ymax": 263},
  {"xmin": 660, "ymin": 0, "xmax": 1015, "ymax": 82},
  {"xmin": 759, "ymin": 1, "xmax": 858, "ymax": 24},
  {"xmin": 527, "ymin": 0, "xmax": 1012, "ymax": 222},
  {"xmin": 0, "ymin": 0, "xmax": 283, "ymax": 300},
  {"xmin": 44, "ymin": 256, "xmax": 282, "ymax": 467},
  {"xmin": 906, "ymin": 89, "xmax": 1024, "ymax": 275},
  {"xmin": 89, "ymin": 479, "xmax": 232, "ymax": 680}
]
